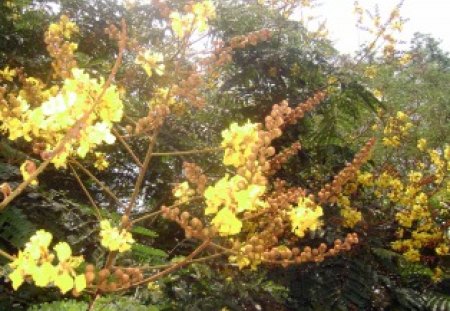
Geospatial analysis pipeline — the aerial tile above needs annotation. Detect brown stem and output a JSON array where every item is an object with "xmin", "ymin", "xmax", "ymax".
[
  {"xmin": 131, "ymin": 196, "xmax": 202, "ymax": 225},
  {"xmin": 124, "ymin": 130, "xmax": 159, "ymax": 217},
  {"xmin": 112, "ymin": 239, "xmax": 210, "ymax": 292},
  {"xmin": 112, "ymin": 127, "xmax": 143, "ymax": 168},
  {"xmin": 70, "ymin": 159, "xmax": 121, "ymax": 205},
  {"xmin": 139, "ymin": 252, "xmax": 225, "ymax": 270},
  {"xmin": 152, "ymin": 147, "xmax": 224, "ymax": 157},
  {"xmin": 69, "ymin": 164, "xmax": 102, "ymax": 220},
  {"xmin": 0, "ymin": 248, "xmax": 14, "ymax": 261}
]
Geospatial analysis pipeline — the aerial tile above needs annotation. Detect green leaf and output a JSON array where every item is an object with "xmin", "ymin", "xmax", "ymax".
[
  {"xmin": 130, "ymin": 226, "xmax": 158, "ymax": 238},
  {"xmin": 132, "ymin": 243, "xmax": 167, "ymax": 258}
]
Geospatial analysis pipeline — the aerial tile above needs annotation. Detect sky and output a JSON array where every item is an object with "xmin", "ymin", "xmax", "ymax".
[{"xmin": 309, "ymin": 0, "xmax": 450, "ymax": 54}]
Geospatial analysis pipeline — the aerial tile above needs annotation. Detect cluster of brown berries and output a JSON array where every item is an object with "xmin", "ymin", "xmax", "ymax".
[
  {"xmin": 135, "ymin": 104, "xmax": 170, "ymax": 134},
  {"xmin": 268, "ymin": 142, "xmax": 301, "ymax": 175},
  {"xmin": 161, "ymin": 206, "xmax": 217, "ymax": 240},
  {"xmin": 229, "ymin": 28, "xmax": 272, "ymax": 49},
  {"xmin": 84, "ymin": 264, "xmax": 144, "ymax": 292},
  {"xmin": 261, "ymin": 233, "xmax": 359, "ymax": 266},
  {"xmin": 285, "ymin": 91, "xmax": 327, "ymax": 125},
  {"xmin": 202, "ymin": 28, "xmax": 271, "ymax": 70},
  {"xmin": 318, "ymin": 138, "xmax": 376, "ymax": 204},
  {"xmin": 183, "ymin": 162, "xmax": 207, "ymax": 194},
  {"xmin": 265, "ymin": 100, "xmax": 293, "ymax": 138},
  {"xmin": 172, "ymin": 71, "xmax": 205, "ymax": 109}
]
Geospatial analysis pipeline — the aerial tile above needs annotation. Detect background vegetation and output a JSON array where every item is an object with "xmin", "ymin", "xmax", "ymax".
[{"xmin": 0, "ymin": 0, "xmax": 448, "ymax": 310}]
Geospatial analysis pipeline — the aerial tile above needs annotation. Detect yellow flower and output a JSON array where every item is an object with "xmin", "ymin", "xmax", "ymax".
[
  {"xmin": 211, "ymin": 207, "xmax": 242, "ymax": 236},
  {"xmin": 290, "ymin": 197, "xmax": 323, "ymax": 238},
  {"xmin": 399, "ymin": 53, "xmax": 411, "ymax": 65},
  {"xmin": 135, "ymin": 51, "xmax": 165, "ymax": 77},
  {"xmin": 54, "ymin": 273, "xmax": 74, "ymax": 294},
  {"xmin": 364, "ymin": 65, "xmax": 377, "ymax": 79},
  {"xmin": 54, "ymin": 242, "xmax": 72, "ymax": 262},
  {"xmin": 373, "ymin": 89, "xmax": 383, "ymax": 100},
  {"xmin": 94, "ymin": 152, "xmax": 109, "ymax": 170},
  {"xmin": 340, "ymin": 206, "xmax": 362, "ymax": 229},
  {"xmin": 20, "ymin": 160, "xmax": 38, "ymax": 186},
  {"xmin": 74, "ymin": 274, "xmax": 87, "ymax": 293},
  {"xmin": 221, "ymin": 121, "xmax": 259, "ymax": 168},
  {"xmin": 8, "ymin": 230, "xmax": 86, "ymax": 294},
  {"xmin": 99, "ymin": 220, "xmax": 134, "ymax": 252},
  {"xmin": 0, "ymin": 66, "xmax": 17, "ymax": 81}
]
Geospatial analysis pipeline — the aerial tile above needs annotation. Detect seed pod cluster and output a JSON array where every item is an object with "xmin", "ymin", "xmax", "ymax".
[
  {"xmin": 202, "ymin": 28, "xmax": 271, "ymax": 69},
  {"xmin": 84, "ymin": 265, "xmax": 144, "ymax": 292},
  {"xmin": 229, "ymin": 29, "xmax": 272, "ymax": 49},
  {"xmin": 172, "ymin": 71, "xmax": 205, "ymax": 109},
  {"xmin": 268, "ymin": 142, "xmax": 302, "ymax": 175},
  {"xmin": 183, "ymin": 162, "xmax": 207, "ymax": 194},
  {"xmin": 161, "ymin": 205, "xmax": 217, "ymax": 239},
  {"xmin": 285, "ymin": 91, "xmax": 327, "ymax": 125},
  {"xmin": 318, "ymin": 138, "xmax": 376, "ymax": 204},
  {"xmin": 261, "ymin": 233, "xmax": 359, "ymax": 266},
  {"xmin": 264, "ymin": 100, "xmax": 292, "ymax": 140},
  {"xmin": 135, "ymin": 104, "xmax": 170, "ymax": 134}
]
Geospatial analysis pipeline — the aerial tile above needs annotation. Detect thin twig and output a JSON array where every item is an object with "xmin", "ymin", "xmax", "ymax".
[
  {"xmin": 152, "ymin": 147, "xmax": 224, "ymax": 157},
  {"xmin": 112, "ymin": 128, "xmax": 143, "ymax": 168},
  {"xmin": 124, "ymin": 130, "xmax": 159, "ymax": 217},
  {"xmin": 139, "ymin": 252, "xmax": 225, "ymax": 270},
  {"xmin": 70, "ymin": 159, "xmax": 121, "ymax": 205},
  {"xmin": 131, "ymin": 196, "xmax": 203, "ymax": 225},
  {"xmin": 112, "ymin": 239, "xmax": 210, "ymax": 292},
  {"xmin": 0, "ymin": 248, "xmax": 14, "ymax": 261},
  {"xmin": 69, "ymin": 164, "xmax": 102, "ymax": 220}
]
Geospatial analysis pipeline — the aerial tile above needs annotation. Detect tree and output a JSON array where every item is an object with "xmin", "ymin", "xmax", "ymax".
[{"xmin": 0, "ymin": 1, "xmax": 448, "ymax": 310}]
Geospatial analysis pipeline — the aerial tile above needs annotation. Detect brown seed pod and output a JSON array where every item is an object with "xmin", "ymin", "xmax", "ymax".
[
  {"xmin": 98, "ymin": 269, "xmax": 110, "ymax": 281},
  {"xmin": 121, "ymin": 273, "xmax": 130, "ymax": 283},
  {"xmin": 85, "ymin": 271, "xmax": 95, "ymax": 285}
]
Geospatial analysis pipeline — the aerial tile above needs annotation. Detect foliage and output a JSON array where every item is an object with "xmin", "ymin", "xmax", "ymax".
[{"xmin": 0, "ymin": 0, "xmax": 448, "ymax": 310}]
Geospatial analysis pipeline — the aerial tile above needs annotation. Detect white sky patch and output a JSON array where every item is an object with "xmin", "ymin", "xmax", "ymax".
[{"xmin": 311, "ymin": 0, "xmax": 450, "ymax": 54}]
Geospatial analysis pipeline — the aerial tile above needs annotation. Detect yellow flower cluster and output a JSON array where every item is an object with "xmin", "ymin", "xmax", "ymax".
[
  {"xmin": 337, "ymin": 195, "xmax": 362, "ymax": 228},
  {"xmin": 45, "ymin": 15, "xmax": 79, "ymax": 78},
  {"xmin": 1, "ymin": 68, "xmax": 123, "ymax": 170},
  {"xmin": 19, "ymin": 160, "xmax": 38, "ymax": 186},
  {"xmin": 8, "ymin": 230, "xmax": 86, "ymax": 294},
  {"xmin": 170, "ymin": 0, "xmax": 216, "ymax": 39},
  {"xmin": 99, "ymin": 220, "xmax": 135, "ymax": 253},
  {"xmin": 173, "ymin": 181, "xmax": 195, "ymax": 203},
  {"xmin": 290, "ymin": 196, "xmax": 323, "ymax": 238},
  {"xmin": 221, "ymin": 121, "xmax": 260, "ymax": 168},
  {"xmin": 0, "ymin": 66, "xmax": 16, "ymax": 82},
  {"xmin": 428, "ymin": 148, "xmax": 447, "ymax": 184},
  {"xmin": 47, "ymin": 15, "xmax": 78, "ymax": 39},
  {"xmin": 148, "ymin": 87, "xmax": 176, "ymax": 108},
  {"xmin": 135, "ymin": 51, "xmax": 165, "ymax": 78},
  {"xmin": 355, "ymin": 138, "xmax": 449, "ymax": 263},
  {"xmin": 382, "ymin": 111, "xmax": 413, "ymax": 148},
  {"xmin": 358, "ymin": 148, "xmax": 448, "ymax": 261},
  {"xmin": 94, "ymin": 152, "xmax": 109, "ymax": 171},
  {"xmin": 340, "ymin": 206, "xmax": 362, "ymax": 228},
  {"xmin": 204, "ymin": 174, "xmax": 266, "ymax": 236}
]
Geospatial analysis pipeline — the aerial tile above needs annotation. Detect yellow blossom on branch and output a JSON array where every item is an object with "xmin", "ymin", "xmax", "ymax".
[
  {"xmin": 290, "ymin": 197, "xmax": 323, "ymax": 238},
  {"xmin": 8, "ymin": 230, "xmax": 86, "ymax": 294},
  {"xmin": 99, "ymin": 220, "xmax": 134, "ymax": 252}
]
